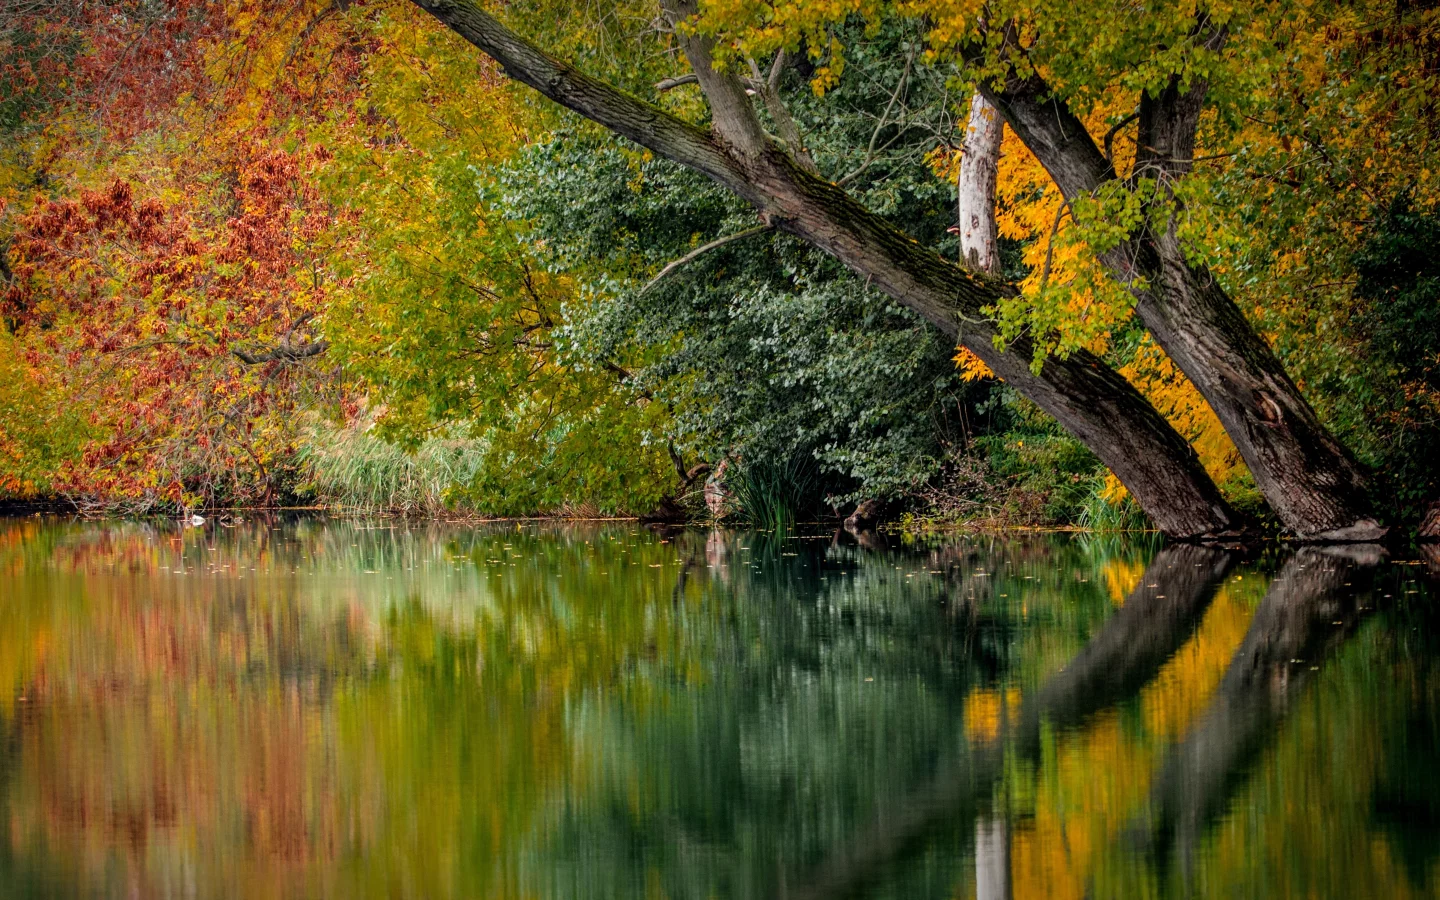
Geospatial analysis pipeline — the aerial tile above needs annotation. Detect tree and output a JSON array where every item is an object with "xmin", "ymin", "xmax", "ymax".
[
  {"xmin": 501, "ymin": 128, "xmax": 986, "ymax": 508},
  {"xmin": 6, "ymin": 152, "xmax": 343, "ymax": 508},
  {"xmin": 1, "ymin": 0, "xmax": 680, "ymax": 514},
  {"xmin": 0, "ymin": 0, "xmax": 356, "ymax": 509},
  {"xmin": 955, "ymin": 15, "xmax": 1382, "ymax": 540},
  {"xmin": 406, "ymin": 0, "xmax": 1238, "ymax": 539},
  {"xmin": 313, "ymin": 1, "xmax": 679, "ymax": 515},
  {"xmin": 678, "ymin": 2, "xmax": 1408, "ymax": 540}
]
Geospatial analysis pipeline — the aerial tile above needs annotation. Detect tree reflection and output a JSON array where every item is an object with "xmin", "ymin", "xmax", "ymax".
[
  {"xmin": 1132, "ymin": 546, "xmax": 1385, "ymax": 866},
  {"xmin": 0, "ymin": 517, "xmax": 1435, "ymax": 899}
]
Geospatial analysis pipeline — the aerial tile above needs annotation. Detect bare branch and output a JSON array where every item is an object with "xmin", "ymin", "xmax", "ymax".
[
  {"xmin": 767, "ymin": 49, "xmax": 785, "ymax": 91},
  {"xmin": 1036, "ymin": 198, "xmax": 1072, "ymax": 293},
  {"xmin": 654, "ymin": 73, "xmax": 697, "ymax": 91},
  {"xmin": 1102, "ymin": 110, "xmax": 1139, "ymax": 168},
  {"xmin": 639, "ymin": 224, "xmax": 773, "ymax": 294},
  {"xmin": 835, "ymin": 47, "xmax": 914, "ymax": 187}
]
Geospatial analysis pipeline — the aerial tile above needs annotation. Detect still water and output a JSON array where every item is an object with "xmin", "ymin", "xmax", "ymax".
[{"xmin": 0, "ymin": 516, "xmax": 1437, "ymax": 899}]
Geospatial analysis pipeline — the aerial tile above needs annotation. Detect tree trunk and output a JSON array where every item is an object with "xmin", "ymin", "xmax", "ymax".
[
  {"xmin": 977, "ymin": 59, "xmax": 1384, "ymax": 541},
  {"xmin": 957, "ymin": 93, "xmax": 1003, "ymax": 275},
  {"xmin": 407, "ymin": 0, "xmax": 1238, "ymax": 538}
]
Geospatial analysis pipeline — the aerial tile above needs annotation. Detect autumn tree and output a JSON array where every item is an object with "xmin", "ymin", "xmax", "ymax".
[{"xmin": 2, "ymin": 0, "xmax": 686, "ymax": 513}]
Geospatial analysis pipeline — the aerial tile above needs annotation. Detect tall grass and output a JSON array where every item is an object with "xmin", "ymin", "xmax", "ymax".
[
  {"xmin": 727, "ymin": 455, "xmax": 825, "ymax": 530},
  {"xmin": 1075, "ymin": 482, "xmax": 1154, "ymax": 533},
  {"xmin": 295, "ymin": 424, "xmax": 488, "ymax": 515}
]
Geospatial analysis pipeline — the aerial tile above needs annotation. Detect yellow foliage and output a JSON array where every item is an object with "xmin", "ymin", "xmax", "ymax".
[
  {"xmin": 1118, "ymin": 337, "xmax": 1249, "ymax": 496},
  {"xmin": 953, "ymin": 346, "xmax": 995, "ymax": 382}
]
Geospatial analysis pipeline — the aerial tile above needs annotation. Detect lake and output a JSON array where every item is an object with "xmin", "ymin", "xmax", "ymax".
[{"xmin": 0, "ymin": 515, "xmax": 1436, "ymax": 898}]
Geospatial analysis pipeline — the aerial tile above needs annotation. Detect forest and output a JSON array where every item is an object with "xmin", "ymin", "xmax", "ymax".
[{"xmin": 1, "ymin": 0, "xmax": 1437, "ymax": 540}]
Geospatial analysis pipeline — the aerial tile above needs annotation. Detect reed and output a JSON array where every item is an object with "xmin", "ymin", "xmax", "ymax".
[
  {"xmin": 1075, "ymin": 482, "xmax": 1154, "ymax": 533},
  {"xmin": 295, "ymin": 425, "xmax": 488, "ymax": 515},
  {"xmin": 726, "ymin": 456, "xmax": 824, "ymax": 530}
]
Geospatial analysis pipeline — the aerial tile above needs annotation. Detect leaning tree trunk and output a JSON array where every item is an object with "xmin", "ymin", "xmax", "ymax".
[
  {"xmin": 957, "ymin": 93, "xmax": 1004, "ymax": 275},
  {"xmin": 976, "ymin": 51, "xmax": 1384, "ymax": 541},
  {"xmin": 407, "ymin": 0, "xmax": 1239, "ymax": 538}
]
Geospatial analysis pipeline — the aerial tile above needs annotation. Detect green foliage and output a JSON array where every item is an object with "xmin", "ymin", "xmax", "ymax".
[
  {"xmin": 502, "ymin": 131, "xmax": 983, "ymax": 507},
  {"xmin": 0, "ymin": 331, "xmax": 90, "ymax": 499},
  {"xmin": 972, "ymin": 391, "xmax": 1106, "ymax": 525},
  {"xmin": 314, "ymin": 9, "xmax": 675, "ymax": 517},
  {"xmin": 1349, "ymin": 196, "xmax": 1440, "ymax": 521},
  {"xmin": 495, "ymin": 19, "xmax": 991, "ymax": 512},
  {"xmin": 1355, "ymin": 195, "xmax": 1440, "ymax": 394}
]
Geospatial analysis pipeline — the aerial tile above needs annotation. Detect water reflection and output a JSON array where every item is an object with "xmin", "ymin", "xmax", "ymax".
[{"xmin": 0, "ymin": 516, "xmax": 1435, "ymax": 898}]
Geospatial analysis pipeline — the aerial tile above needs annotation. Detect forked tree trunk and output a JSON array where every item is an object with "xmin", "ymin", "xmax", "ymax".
[
  {"xmin": 957, "ymin": 93, "xmax": 1003, "ymax": 275},
  {"xmin": 408, "ymin": 0, "xmax": 1239, "ymax": 538},
  {"xmin": 977, "ymin": 59, "xmax": 1384, "ymax": 541}
]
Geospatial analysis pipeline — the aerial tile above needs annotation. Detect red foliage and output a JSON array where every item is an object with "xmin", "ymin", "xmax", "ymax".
[{"xmin": 8, "ymin": 143, "xmax": 352, "ymax": 507}]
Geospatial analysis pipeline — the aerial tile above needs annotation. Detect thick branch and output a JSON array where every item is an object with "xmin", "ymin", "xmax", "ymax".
[
  {"xmin": 1134, "ymin": 24, "xmax": 1229, "ymax": 184},
  {"xmin": 748, "ymin": 50, "xmax": 818, "ymax": 172},
  {"xmin": 659, "ymin": 0, "xmax": 771, "ymax": 158},
  {"xmin": 232, "ymin": 339, "xmax": 328, "ymax": 365}
]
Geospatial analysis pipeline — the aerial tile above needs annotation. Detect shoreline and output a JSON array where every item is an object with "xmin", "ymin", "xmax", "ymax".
[{"xmin": 4, "ymin": 502, "xmax": 1433, "ymax": 544}]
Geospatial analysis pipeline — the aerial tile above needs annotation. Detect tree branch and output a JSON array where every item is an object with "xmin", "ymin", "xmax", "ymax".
[
  {"xmin": 409, "ymin": 0, "xmax": 745, "ymax": 192},
  {"xmin": 407, "ymin": 0, "xmax": 1238, "ymax": 537},
  {"xmin": 836, "ymin": 46, "xmax": 914, "ymax": 187},
  {"xmin": 747, "ymin": 50, "xmax": 817, "ymax": 172},
  {"xmin": 654, "ymin": 73, "xmax": 697, "ymax": 91},
  {"xmin": 656, "ymin": 0, "xmax": 775, "ymax": 161},
  {"xmin": 640, "ymin": 224, "xmax": 773, "ymax": 294},
  {"xmin": 232, "ymin": 339, "xmax": 329, "ymax": 366},
  {"xmin": 1102, "ymin": 110, "xmax": 1139, "ymax": 168}
]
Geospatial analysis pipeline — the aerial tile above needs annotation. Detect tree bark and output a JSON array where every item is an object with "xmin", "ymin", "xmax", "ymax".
[
  {"xmin": 957, "ymin": 93, "xmax": 1003, "ymax": 275},
  {"xmin": 975, "ymin": 49, "xmax": 1384, "ymax": 541},
  {"xmin": 407, "ymin": 0, "xmax": 1238, "ymax": 538}
]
